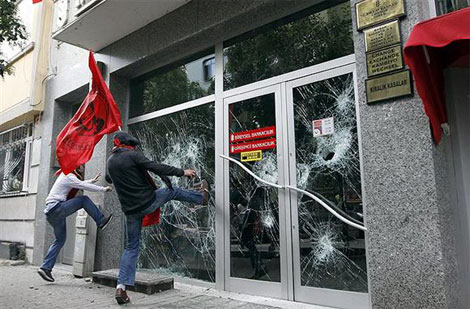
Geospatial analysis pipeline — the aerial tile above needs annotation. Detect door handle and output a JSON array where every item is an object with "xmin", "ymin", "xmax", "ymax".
[{"xmin": 220, "ymin": 154, "xmax": 367, "ymax": 232}]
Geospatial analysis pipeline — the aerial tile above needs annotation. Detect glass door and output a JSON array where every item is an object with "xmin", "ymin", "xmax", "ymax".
[
  {"xmin": 221, "ymin": 63, "xmax": 369, "ymax": 308},
  {"xmin": 223, "ymin": 84, "xmax": 288, "ymax": 298},
  {"xmin": 286, "ymin": 64, "xmax": 369, "ymax": 308}
]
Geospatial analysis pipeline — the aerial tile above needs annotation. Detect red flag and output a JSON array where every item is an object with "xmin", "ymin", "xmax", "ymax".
[
  {"xmin": 56, "ymin": 51, "xmax": 122, "ymax": 174},
  {"xmin": 33, "ymin": 0, "xmax": 42, "ymax": 3}
]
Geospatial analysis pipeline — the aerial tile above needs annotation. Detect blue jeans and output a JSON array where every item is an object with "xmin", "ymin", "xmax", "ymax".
[
  {"xmin": 117, "ymin": 187, "xmax": 203, "ymax": 286},
  {"xmin": 40, "ymin": 196, "xmax": 105, "ymax": 271}
]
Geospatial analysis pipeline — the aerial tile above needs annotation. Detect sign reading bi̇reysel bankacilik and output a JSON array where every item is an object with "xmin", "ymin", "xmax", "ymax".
[
  {"xmin": 366, "ymin": 44, "xmax": 404, "ymax": 77},
  {"xmin": 230, "ymin": 126, "xmax": 276, "ymax": 143},
  {"xmin": 356, "ymin": 0, "xmax": 406, "ymax": 30},
  {"xmin": 366, "ymin": 70, "xmax": 412, "ymax": 103},
  {"xmin": 364, "ymin": 20, "xmax": 401, "ymax": 52}
]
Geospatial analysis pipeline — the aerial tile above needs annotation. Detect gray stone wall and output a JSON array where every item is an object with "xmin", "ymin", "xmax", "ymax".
[
  {"xmin": 92, "ymin": 73, "xmax": 129, "ymax": 271},
  {"xmin": 351, "ymin": 0, "xmax": 459, "ymax": 307}
]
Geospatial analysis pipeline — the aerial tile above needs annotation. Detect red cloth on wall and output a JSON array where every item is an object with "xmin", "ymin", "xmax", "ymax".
[{"xmin": 404, "ymin": 8, "xmax": 470, "ymax": 144}]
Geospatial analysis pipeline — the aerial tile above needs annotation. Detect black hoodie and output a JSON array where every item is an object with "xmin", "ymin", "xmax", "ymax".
[{"xmin": 106, "ymin": 132, "xmax": 184, "ymax": 215}]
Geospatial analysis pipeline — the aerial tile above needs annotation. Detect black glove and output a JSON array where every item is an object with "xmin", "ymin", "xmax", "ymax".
[{"xmin": 160, "ymin": 175, "xmax": 173, "ymax": 190}]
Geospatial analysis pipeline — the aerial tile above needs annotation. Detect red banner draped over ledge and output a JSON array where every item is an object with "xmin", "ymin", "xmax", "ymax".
[{"xmin": 404, "ymin": 7, "xmax": 470, "ymax": 144}]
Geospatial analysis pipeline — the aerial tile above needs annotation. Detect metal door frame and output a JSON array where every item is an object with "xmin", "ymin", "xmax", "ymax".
[
  {"xmin": 285, "ymin": 63, "xmax": 369, "ymax": 309},
  {"xmin": 219, "ymin": 53, "xmax": 369, "ymax": 307},
  {"xmin": 223, "ymin": 84, "xmax": 289, "ymax": 298}
]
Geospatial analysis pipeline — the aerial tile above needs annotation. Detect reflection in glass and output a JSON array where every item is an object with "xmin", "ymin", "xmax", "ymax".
[
  {"xmin": 129, "ymin": 52, "xmax": 215, "ymax": 118},
  {"xmin": 224, "ymin": 1, "xmax": 353, "ymax": 90},
  {"xmin": 229, "ymin": 94, "xmax": 280, "ymax": 282},
  {"xmin": 436, "ymin": 0, "xmax": 470, "ymax": 15},
  {"xmin": 293, "ymin": 74, "xmax": 368, "ymax": 292},
  {"xmin": 129, "ymin": 103, "xmax": 216, "ymax": 282}
]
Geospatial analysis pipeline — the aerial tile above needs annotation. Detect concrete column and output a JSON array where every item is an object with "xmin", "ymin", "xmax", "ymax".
[
  {"xmin": 90, "ymin": 64, "xmax": 129, "ymax": 271},
  {"xmin": 351, "ymin": 0, "xmax": 459, "ymax": 308},
  {"xmin": 32, "ymin": 82, "xmax": 74, "ymax": 266}
]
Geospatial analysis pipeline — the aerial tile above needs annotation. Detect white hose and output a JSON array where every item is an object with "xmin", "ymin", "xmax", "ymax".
[{"xmin": 220, "ymin": 154, "xmax": 367, "ymax": 232}]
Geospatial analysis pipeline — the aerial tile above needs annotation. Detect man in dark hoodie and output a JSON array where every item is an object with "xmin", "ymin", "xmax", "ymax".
[{"xmin": 106, "ymin": 131, "xmax": 208, "ymax": 304}]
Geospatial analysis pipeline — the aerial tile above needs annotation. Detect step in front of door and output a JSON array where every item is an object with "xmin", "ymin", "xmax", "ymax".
[{"xmin": 92, "ymin": 269, "xmax": 174, "ymax": 295}]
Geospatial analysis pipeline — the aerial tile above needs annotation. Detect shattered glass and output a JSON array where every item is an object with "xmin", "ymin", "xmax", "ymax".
[
  {"xmin": 229, "ymin": 94, "xmax": 281, "ymax": 282},
  {"xmin": 293, "ymin": 73, "xmax": 368, "ymax": 292},
  {"xmin": 129, "ymin": 103, "xmax": 216, "ymax": 282}
]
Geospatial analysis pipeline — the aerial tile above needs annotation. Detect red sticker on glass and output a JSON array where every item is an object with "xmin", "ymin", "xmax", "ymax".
[
  {"xmin": 230, "ymin": 126, "xmax": 276, "ymax": 143},
  {"xmin": 229, "ymin": 138, "xmax": 276, "ymax": 154}
]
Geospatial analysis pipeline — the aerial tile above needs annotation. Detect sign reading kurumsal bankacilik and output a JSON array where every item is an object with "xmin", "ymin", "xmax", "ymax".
[{"xmin": 229, "ymin": 138, "xmax": 276, "ymax": 154}]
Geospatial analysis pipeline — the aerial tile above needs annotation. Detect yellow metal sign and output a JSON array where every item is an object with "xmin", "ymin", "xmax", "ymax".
[
  {"xmin": 241, "ymin": 150, "xmax": 263, "ymax": 162},
  {"xmin": 366, "ymin": 44, "xmax": 404, "ymax": 77},
  {"xmin": 364, "ymin": 20, "xmax": 401, "ymax": 52},
  {"xmin": 366, "ymin": 70, "xmax": 412, "ymax": 104},
  {"xmin": 356, "ymin": 0, "xmax": 405, "ymax": 30}
]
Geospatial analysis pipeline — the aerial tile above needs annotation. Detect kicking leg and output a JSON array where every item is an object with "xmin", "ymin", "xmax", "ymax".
[
  {"xmin": 153, "ymin": 187, "xmax": 204, "ymax": 208},
  {"xmin": 60, "ymin": 195, "xmax": 110, "ymax": 228}
]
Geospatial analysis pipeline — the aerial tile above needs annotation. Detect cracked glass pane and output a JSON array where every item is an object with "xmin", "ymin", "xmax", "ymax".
[
  {"xmin": 293, "ymin": 73, "xmax": 368, "ymax": 292},
  {"xmin": 129, "ymin": 103, "xmax": 216, "ymax": 282},
  {"xmin": 229, "ymin": 93, "xmax": 280, "ymax": 282}
]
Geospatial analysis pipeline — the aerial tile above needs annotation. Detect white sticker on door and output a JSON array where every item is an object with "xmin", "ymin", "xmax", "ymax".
[{"xmin": 313, "ymin": 117, "xmax": 334, "ymax": 137}]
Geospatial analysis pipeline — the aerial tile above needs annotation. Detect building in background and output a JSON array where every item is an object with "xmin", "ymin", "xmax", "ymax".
[
  {"xmin": 31, "ymin": 0, "xmax": 469, "ymax": 308},
  {"xmin": 0, "ymin": 0, "xmax": 54, "ymax": 262}
]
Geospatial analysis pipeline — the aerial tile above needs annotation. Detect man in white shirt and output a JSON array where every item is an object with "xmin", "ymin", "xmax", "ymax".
[{"xmin": 37, "ymin": 165, "xmax": 113, "ymax": 283}]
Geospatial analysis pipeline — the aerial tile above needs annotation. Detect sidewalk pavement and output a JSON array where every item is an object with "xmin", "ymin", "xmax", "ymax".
[{"xmin": 0, "ymin": 263, "xmax": 331, "ymax": 309}]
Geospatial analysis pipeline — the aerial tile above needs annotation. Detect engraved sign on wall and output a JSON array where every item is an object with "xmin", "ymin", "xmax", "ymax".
[
  {"xmin": 366, "ymin": 70, "xmax": 413, "ymax": 103},
  {"xmin": 356, "ymin": 0, "xmax": 406, "ymax": 30},
  {"xmin": 366, "ymin": 45, "xmax": 404, "ymax": 76},
  {"xmin": 364, "ymin": 20, "xmax": 401, "ymax": 52}
]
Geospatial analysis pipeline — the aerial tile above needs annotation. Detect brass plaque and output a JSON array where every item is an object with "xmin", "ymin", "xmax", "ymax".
[
  {"xmin": 366, "ymin": 70, "xmax": 412, "ymax": 103},
  {"xmin": 356, "ymin": 0, "xmax": 406, "ymax": 30},
  {"xmin": 364, "ymin": 20, "xmax": 401, "ymax": 51},
  {"xmin": 366, "ymin": 45, "xmax": 403, "ymax": 77}
]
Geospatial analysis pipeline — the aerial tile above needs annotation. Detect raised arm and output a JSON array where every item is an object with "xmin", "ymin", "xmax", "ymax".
[
  {"xmin": 68, "ymin": 173, "xmax": 108, "ymax": 192},
  {"xmin": 133, "ymin": 151, "xmax": 184, "ymax": 177}
]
